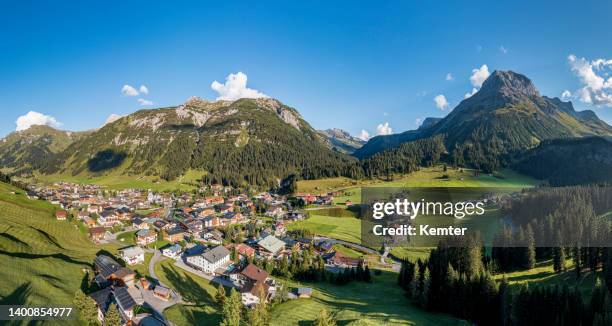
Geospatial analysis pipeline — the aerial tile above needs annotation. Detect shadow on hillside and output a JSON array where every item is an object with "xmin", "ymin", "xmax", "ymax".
[
  {"xmin": 87, "ymin": 149, "xmax": 127, "ymax": 172},
  {"xmin": 0, "ymin": 249, "xmax": 88, "ymax": 265},
  {"xmin": 0, "ymin": 282, "xmax": 31, "ymax": 305}
]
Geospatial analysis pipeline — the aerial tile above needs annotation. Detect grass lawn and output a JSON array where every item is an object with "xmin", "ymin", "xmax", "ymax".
[
  {"xmin": 494, "ymin": 260, "xmax": 602, "ymax": 299},
  {"xmin": 288, "ymin": 214, "xmax": 362, "ymax": 244},
  {"xmin": 154, "ymin": 260, "xmax": 223, "ymax": 326},
  {"xmin": 307, "ymin": 166, "xmax": 538, "ymax": 205},
  {"xmin": 389, "ymin": 247, "xmax": 433, "ymax": 262},
  {"xmin": 116, "ymin": 230, "xmax": 136, "ymax": 246},
  {"xmin": 28, "ymin": 168, "xmax": 205, "ymax": 192},
  {"xmin": 270, "ymin": 271, "xmax": 462, "ymax": 325},
  {"xmin": 0, "ymin": 181, "xmax": 118, "ymax": 323},
  {"xmin": 332, "ymin": 244, "xmax": 365, "ymax": 258}
]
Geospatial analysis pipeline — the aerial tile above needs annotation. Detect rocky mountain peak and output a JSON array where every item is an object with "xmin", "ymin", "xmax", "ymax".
[{"xmin": 479, "ymin": 70, "xmax": 540, "ymax": 98}]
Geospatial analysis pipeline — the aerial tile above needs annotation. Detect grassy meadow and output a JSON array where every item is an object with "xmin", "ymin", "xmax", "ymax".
[
  {"xmin": 0, "ymin": 182, "xmax": 117, "ymax": 320},
  {"xmin": 270, "ymin": 271, "xmax": 463, "ymax": 325}
]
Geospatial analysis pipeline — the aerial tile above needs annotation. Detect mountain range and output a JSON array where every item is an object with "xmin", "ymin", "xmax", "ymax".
[
  {"xmin": 355, "ymin": 70, "xmax": 612, "ymax": 171},
  {"xmin": 1, "ymin": 70, "xmax": 611, "ymax": 186}
]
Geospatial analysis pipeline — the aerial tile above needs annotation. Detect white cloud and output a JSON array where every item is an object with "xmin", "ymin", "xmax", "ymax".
[
  {"xmin": 137, "ymin": 98, "xmax": 154, "ymax": 106},
  {"xmin": 15, "ymin": 111, "xmax": 62, "ymax": 131},
  {"xmin": 499, "ymin": 45, "xmax": 508, "ymax": 54},
  {"xmin": 139, "ymin": 85, "xmax": 149, "ymax": 95},
  {"xmin": 104, "ymin": 114, "xmax": 124, "ymax": 126},
  {"xmin": 470, "ymin": 64, "xmax": 490, "ymax": 88},
  {"xmin": 434, "ymin": 94, "xmax": 449, "ymax": 110},
  {"xmin": 446, "ymin": 73, "xmax": 454, "ymax": 81},
  {"xmin": 211, "ymin": 72, "xmax": 267, "ymax": 101},
  {"xmin": 464, "ymin": 88, "xmax": 478, "ymax": 99},
  {"xmin": 376, "ymin": 122, "xmax": 392, "ymax": 135},
  {"xmin": 561, "ymin": 90, "xmax": 572, "ymax": 101},
  {"xmin": 121, "ymin": 84, "xmax": 139, "ymax": 97},
  {"xmin": 567, "ymin": 54, "xmax": 612, "ymax": 106},
  {"xmin": 357, "ymin": 129, "xmax": 370, "ymax": 141}
]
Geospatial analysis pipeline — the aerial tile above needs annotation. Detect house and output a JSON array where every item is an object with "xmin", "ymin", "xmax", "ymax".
[
  {"xmin": 77, "ymin": 210, "xmax": 90, "ymax": 220},
  {"xmin": 296, "ymin": 287, "xmax": 313, "ymax": 298},
  {"xmin": 153, "ymin": 285, "xmax": 171, "ymax": 301},
  {"xmin": 164, "ymin": 227, "xmax": 185, "ymax": 243},
  {"xmin": 94, "ymin": 255, "xmax": 136, "ymax": 287},
  {"xmin": 89, "ymin": 227, "xmax": 107, "ymax": 242},
  {"xmin": 88, "ymin": 204, "xmax": 102, "ymax": 214},
  {"xmin": 201, "ymin": 229, "xmax": 223, "ymax": 244},
  {"xmin": 132, "ymin": 217, "xmax": 148, "ymax": 230},
  {"xmin": 162, "ymin": 244, "xmax": 182, "ymax": 259},
  {"xmin": 89, "ymin": 286, "xmax": 137, "ymax": 324},
  {"xmin": 83, "ymin": 216, "xmax": 97, "ymax": 227},
  {"xmin": 55, "ymin": 210, "xmax": 68, "ymax": 221},
  {"xmin": 237, "ymin": 265, "xmax": 277, "ymax": 307},
  {"xmin": 257, "ymin": 235, "xmax": 286, "ymax": 258},
  {"xmin": 186, "ymin": 245, "xmax": 230, "ymax": 274},
  {"xmin": 98, "ymin": 209, "xmax": 120, "ymax": 226},
  {"xmin": 119, "ymin": 246, "xmax": 145, "ymax": 265},
  {"xmin": 326, "ymin": 251, "xmax": 363, "ymax": 268},
  {"xmin": 228, "ymin": 243, "xmax": 255, "ymax": 260},
  {"xmin": 136, "ymin": 229, "xmax": 157, "ymax": 246}
]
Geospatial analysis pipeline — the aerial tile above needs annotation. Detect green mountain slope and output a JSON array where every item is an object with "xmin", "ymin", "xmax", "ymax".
[
  {"xmin": 355, "ymin": 71, "xmax": 612, "ymax": 171},
  {"xmin": 14, "ymin": 97, "xmax": 359, "ymax": 187},
  {"xmin": 0, "ymin": 125, "xmax": 90, "ymax": 175},
  {"xmin": 513, "ymin": 136, "xmax": 612, "ymax": 186}
]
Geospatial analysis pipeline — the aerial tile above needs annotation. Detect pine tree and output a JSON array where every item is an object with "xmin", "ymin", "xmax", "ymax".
[
  {"xmin": 73, "ymin": 290, "xmax": 98, "ymax": 325},
  {"xmin": 364, "ymin": 265, "xmax": 372, "ymax": 283},
  {"xmin": 105, "ymin": 303, "xmax": 122, "ymax": 326},
  {"xmin": 216, "ymin": 284, "xmax": 227, "ymax": 307},
  {"xmin": 220, "ymin": 288, "xmax": 241, "ymax": 326},
  {"xmin": 314, "ymin": 308, "xmax": 336, "ymax": 326}
]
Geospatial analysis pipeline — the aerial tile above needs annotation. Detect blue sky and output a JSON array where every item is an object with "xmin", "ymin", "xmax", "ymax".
[{"xmin": 1, "ymin": 0, "xmax": 611, "ymax": 138}]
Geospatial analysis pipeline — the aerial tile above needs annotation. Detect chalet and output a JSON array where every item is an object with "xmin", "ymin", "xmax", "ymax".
[
  {"xmin": 26, "ymin": 191, "xmax": 39, "ymax": 199},
  {"xmin": 132, "ymin": 217, "xmax": 148, "ymax": 230},
  {"xmin": 314, "ymin": 239, "xmax": 334, "ymax": 253},
  {"xmin": 89, "ymin": 286, "xmax": 137, "ymax": 324},
  {"xmin": 89, "ymin": 227, "xmax": 107, "ymax": 242},
  {"xmin": 55, "ymin": 210, "xmax": 68, "ymax": 221},
  {"xmin": 201, "ymin": 229, "xmax": 223, "ymax": 244},
  {"xmin": 186, "ymin": 245, "xmax": 230, "ymax": 274},
  {"xmin": 197, "ymin": 207, "xmax": 216, "ymax": 217},
  {"xmin": 217, "ymin": 204, "xmax": 233, "ymax": 214},
  {"xmin": 273, "ymin": 221, "xmax": 286, "ymax": 237},
  {"xmin": 227, "ymin": 243, "xmax": 256, "ymax": 260},
  {"xmin": 94, "ymin": 255, "xmax": 136, "ymax": 287},
  {"xmin": 164, "ymin": 227, "xmax": 185, "ymax": 243},
  {"xmin": 325, "ymin": 251, "xmax": 363, "ymax": 268},
  {"xmin": 236, "ymin": 265, "xmax": 276, "ymax": 307},
  {"xmin": 257, "ymin": 235, "xmax": 286, "ymax": 258},
  {"xmin": 98, "ymin": 209, "xmax": 120, "ymax": 226},
  {"xmin": 162, "ymin": 244, "xmax": 182, "ymax": 259},
  {"xmin": 202, "ymin": 216, "xmax": 220, "ymax": 228},
  {"xmin": 153, "ymin": 285, "xmax": 171, "ymax": 301},
  {"xmin": 83, "ymin": 216, "xmax": 97, "ymax": 227},
  {"xmin": 136, "ymin": 229, "xmax": 157, "ymax": 246},
  {"xmin": 77, "ymin": 210, "xmax": 89, "ymax": 220},
  {"xmin": 119, "ymin": 246, "xmax": 145, "ymax": 265},
  {"xmin": 265, "ymin": 204, "xmax": 284, "ymax": 218},
  {"xmin": 88, "ymin": 204, "xmax": 102, "ymax": 214}
]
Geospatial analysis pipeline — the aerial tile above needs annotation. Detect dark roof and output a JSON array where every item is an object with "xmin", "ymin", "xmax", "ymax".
[
  {"xmin": 202, "ymin": 246, "xmax": 230, "ymax": 264},
  {"xmin": 240, "ymin": 263, "xmax": 269, "ymax": 282},
  {"xmin": 166, "ymin": 227, "xmax": 184, "ymax": 236},
  {"xmin": 94, "ymin": 255, "xmax": 122, "ymax": 278},
  {"xmin": 89, "ymin": 287, "xmax": 112, "ymax": 309},
  {"xmin": 113, "ymin": 286, "xmax": 137, "ymax": 311}
]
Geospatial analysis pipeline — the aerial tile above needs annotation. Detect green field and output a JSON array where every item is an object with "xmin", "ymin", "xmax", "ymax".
[
  {"xmin": 154, "ymin": 260, "xmax": 222, "ymax": 325},
  {"xmin": 299, "ymin": 166, "xmax": 538, "ymax": 205},
  {"xmin": 494, "ymin": 260, "xmax": 602, "ymax": 299},
  {"xmin": 0, "ymin": 182, "xmax": 117, "ymax": 320},
  {"xmin": 28, "ymin": 168, "xmax": 205, "ymax": 192},
  {"xmin": 289, "ymin": 214, "xmax": 362, "ymax": 244},
  {"xmin": 270, "ymin": 271, "xmax": 462, "ymax": 325}
]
